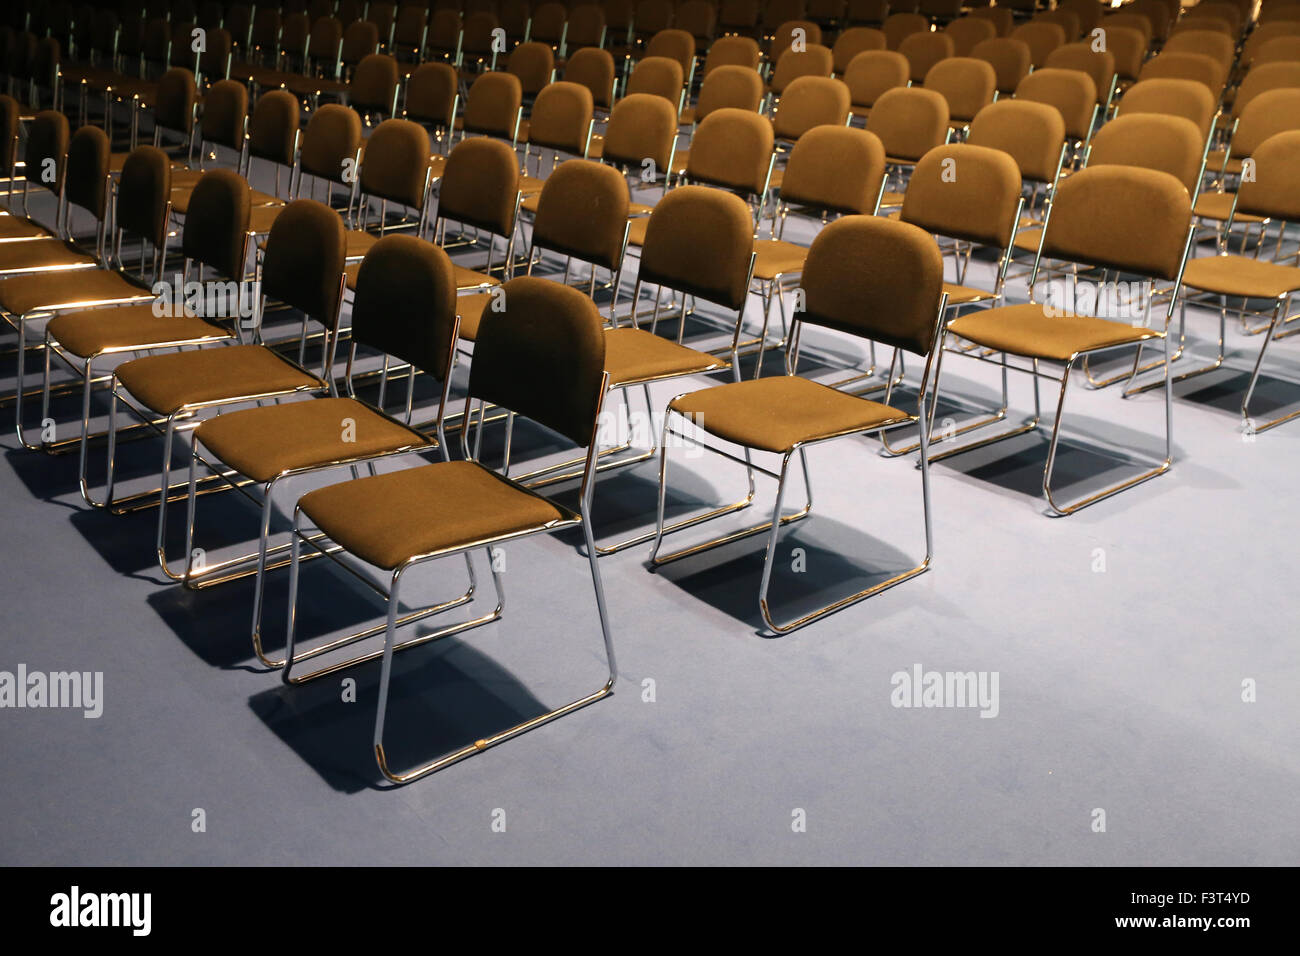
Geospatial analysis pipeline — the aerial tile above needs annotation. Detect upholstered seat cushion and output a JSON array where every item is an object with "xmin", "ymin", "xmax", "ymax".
[
  {"xmin": 115, "ymin": 343, "xmax": 322, "ymax": 415},
  {"xmin": 300, "ymin": 459, "xmax": 572, "ymax": 569},
  {"xmin": 519, "ymin": 173, "xmax": 546, "ymax": 196},
  {"xmin": 668, "ymin": 375, "xmax": 912, "ymax": 454},
  {"xmin": 752, "ymin": 239, "xmax": 808, "ymax": 280},
  {"xmin": 947, "ymin": 302, "xmax": 1162, "ymax": 362},
  {"xmin": 626, "ymin": 215, "xmax": 650, "ymax": 247},
  {"xmin": 171, "ymin": 184, "xmax": 281, "ymax": 214},
  {"xmin": 454, "ymin": 292, "xmax": 492, "ymax": 340},
  {"xmin": 1181, "ymin": 255, "xmax": 1300, "ymax": 300},
  {"xmin": 0, "ymin": 239, "xmax": 99, "ymax": 275},
  {"xmin": 194, "ymin": 396, "xmax": 432, "ymax": 483},
  {"xmin": 604, "ymin": 327, "xmax": 726, "ymax": 386},
  {"xmin": 0, "ymin": 269, "xmax": 155, "ymax": 316},
  {"xmin": 1012, "ymin": 226, "xmax": 1043, "ymax": 253},
  {"xmin": 0, "ymin": 215, "xmax": 53, "ymax": 242},
  {"xmin": 345, "ymin": 229, "xmax": 380, "ymax": 259},
  {"xmin": 249, "ymin": 203, "xmax": 286, "ymax": 234},
  {"xmin": 47, "ymin": 305, "xmax": 231, "ymax": 359},
  {"xmin": 941, "ymin": 282, "xmax": 997, "ymax": 305},
  {"xmin": 1193, "ymin": 191, "xmax": 1266, "ymax": 224}
]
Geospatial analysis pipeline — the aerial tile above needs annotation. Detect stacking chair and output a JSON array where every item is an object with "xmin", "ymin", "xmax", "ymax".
[
  {"xmin": 425, "ymin": 9, "xmax": 464, "ymax": 66},
  {"xmin": 566, "ymin": 5, "xmax": 609, "ymax": 56},
  {"xmin": 169, "ymin": 80, "xmax": 281, "ymax": 215},
  {"xmin": 101, "ymin": 197, "xmax": 336, "ymax": 527},
  {"xmin": 967, "ymin": 98, "xmax": 1066, "ymax": 226},
  {"xmin": 1033, "ymin": 10, "xmax": 1081, "ymax": 43},
  {"xmin": 649, "ymin": 215, "xmax": 948, "ymax": 632},
  {"xmin": 644, "ymin": 27, "xmax": 697, "ymax": 84},
  {"xmin": 1106, "ymin": 26, "xmax": 1149, "ymax": 92},
  {"xmin": 703, "ymin": 35, "xmax": 763, "ymax": 76},
  {"xmin": 1173, "ymin": 131, "xmax": 1300, "ymax": 433},
  {"xmin": 844, "ymin": 48, "xmax": 908, "ymax": 119},
  {"xmin": 517, "ymin": 80, "xmax": 596, "ymax": 197},
  {"xmin": 945, "ymin": 16, "xmax": 997, "ymax": 57},
  {"xmin": 1116, "ymin": 78, "xmax": 1217, "ymax": 144},
  {"xmin": 971, "ymin": 36, "xmax": 1031, "ymax": 96},
  {"xmin": 1045, "ymin": 42, "xmax": 1117, "ymax": 116},
  {"xmin": 752, "ymin": 126, "xmax": 887, "ymax": 378},
  {"xmin": 0, "ymin": 105, "xmax": 71, "ymax": 244},
  {"xmin": 1138, "ymin": 52, "xmax": 1227, "ymax": 99},
  {"xmin": 626, "ymin": 54, "xmax": 685, "ymax": 113},
  {"xmin": 1011, "ymin": 21, "xmax": 1065, "ymax": 68},
  {"xmin": 33, "ymin": 162, "xmax": 247, "ymax": 499},
  {"xmin": 405, "ymin": 61, "xmax": 459, "ymax": 156},
  {"xmin": 831, "ymin": 26, "xmax": 885, "ymax": 75},
  {"xmin": 187, "ymin": 235, "xmax": 470, "ymax": 670},
  {"xmin": 507, "ymin": 40, "xmax": 557, "ymax": 102},
  {"xmin": 770, "ymin": 75, "xmax": 850, "ymax": 152},
  {"xmin": 765, "ymin": 42, "xmax": 832, "ymax": 100},
  {"xmin": 459, "ymin": 71, "xmax": 524, "ymax": 148},
  {"xmin": 586, "ymin": 92, "xmax": 678, "ymax": 213},
  {"xmin": 1252, "ymin": 36, "xmax": 1300, "ymax": 67},
  {"xmin": 347, "ymin": 118, "xmax": 436, "ymax": 259},
  {"xmin": 1014, "ymin": 67, "xmax": 1098, "ymax": 161},
  {"xmin": 769, "ymin": 20, "xmax": 822, "ymax": 65},
  {"xmin": 460, "ymin": 11, "xmax": 503, "ymax": 74},
  {"xmin": 970, "ymin": 6, "xmax": 1015, "ymax": 38},
  {"xmin": 281, "ymin": 275, "xmax": 617, "ymax": 784},
  {"xmin": 244, "ymin": 90, "xmax": 301, "ymax": 211},
  {"xmin": 296, "ymin": 103, "xmax": 363, "ymax": 219},
  {"xmin": 933, "ymin": 165, "xmax": 1195, "ymax": 515},
  {"xmin": 925, "ymin": 56, "xmax": 997, "ymax": 135},
  {"xmin": 1104, "ymin": 13, "xmax": 1155, "ymax": 51},
  {"xmin": 883, "ymin": 12, "xmax": 928, "ymax": 50},
  {"xmin": 1163, "ymin": 29, "xmax": 1234, "ymax": 76}
]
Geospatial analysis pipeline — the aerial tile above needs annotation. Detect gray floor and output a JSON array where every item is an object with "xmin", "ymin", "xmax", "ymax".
[{"xmin": 1, "ymin": 146, "xmax": 1297, "ymax": 867}]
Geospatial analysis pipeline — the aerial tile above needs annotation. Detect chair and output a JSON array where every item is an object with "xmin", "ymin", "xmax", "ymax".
[
  {"xmin": 925, "ymin": 56, "xmax": 996, "ymax": 133},
  {"xmin": 971, "ymin": 36, "xmax": 1031, "ymax": 96},
  {"xmin": 281, "ymin": 275, "xmax": 617, "ymax": 783},
  {"xmin": 899, "ymin": 30, "xmax": 954, "ymax": 85},
  {"xmin": 766, "ymin": 42, "xmax": 832, "ymax": 98},
  {"xmin": 680, "ymin": 63, "xmax": 765, "ymax": 128},
  {"xmin": 459, "ymin": 70, "xmax": 524, "ymax": 147},
  {"xmin": 1176, "ymin": 130, "xmax": 1300, "ymax": 433},
  {"xmin": 405, "ymin": 61, "xmax": 460, "ymax": 155},
  {"xmin": 882, "ymin": 12, "xmax": 928, "ymax": 50},
  {"xmin": 703, "ymin": 35, "xmax": 763, "ymax": 75},
  {"xmin": 770, "ymin": 20, "xmax": 822, "ymax": 65},
  {"xmin": 1138, "ymin": 52, "xmax": 1227, "ymax": 98},
  {"xmin": 188, "ymin": 234, "xmax": 464, "ymax": 664},
  {"xmin": 1045, "ymin": 42, "xmax": 1117, "ymax": 112},
  {"xmin": 348, "ymin": 118, "xmax": 437, "ymax": 258},
  {"xmin": 866, "ymin": 86, "xmax": 950, "ymax": 204},
  {"xmin": 507, "ymin": 40, "xmax": 556, "ymax": 100},
  {"xmin": 1014, "ymin": 67, "xmax": 1098, "ymax": 155},
  {"xmin": 649, "ymin": 214, "xmax": 948, "ymax": 632},
  {"xmin": 1251, "ymin": 36, "xmax": 1300, "ymax": 68},
  {"xmin": 586, "ymin": 91, "xmax": 679, "ymax": 213},
  {"xmin": 530, "ymin": 3, "xmax": 568, "ymax": 54},
  {"xmin": 564, "ymin": 47, "xmax": 617, "ymax": 112},
  {"xmin": 295, "ymin": 103, "xmax": 363, "ymax": 220},
  {"xmin": 1011, "ymin": 21, "xmax": 1065, "ymax": 68},
  {"xmin": 1195, "ymin": 89, "xmax": 1300, "ymax": 236},
  {"xmin": 1117, "ymin": 77, "xmax": 1217, "ymax": 142},
  {"xmin": 771, "ymin": 75, "xmax": 850, "ymax": 147},
  {"xmin": 844, "ymin": 48, "xmax": 909, "ymax": 118},
  {"xmin": 1105, "ymin": 25, "xmax": 1148, "ymax": 88},
  {"xmin": 967, "ymin": 98, "xmax": 1067, "ymax": 224},
  {"xmin": 937, "ymin": 165, "xmax": 1195, "ymax": 514},
  {"xmin": 1162, "ymin": 28, "xmax": 1234, "ymax": 74},
  {"xmin": 970, "ymin": 6, "xmax": 1014, "ymax": 38},
  {"xmin": 626, "ymin": 54, "xmax": 685, "ymax": 113},
  {"xmin": 517, "ymin": 81, "xmax": 596, "ymax": 195},
  {"xmin": 567, "ymin": 5, "xmax": 609, "ymax": 54}
]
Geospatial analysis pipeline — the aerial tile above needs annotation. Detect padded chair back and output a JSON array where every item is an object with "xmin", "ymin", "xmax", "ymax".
[
  {"xmin": 902, "ymin": 142, "xmax": 1021, "ymax": 248},
  {"xmin": 528, "ymin": 81, "xmax": 594, "ymax": 155},
  {"xmin": 772, "ymin": 76, "xmax": 849, "ymax": 141},
  {"xmin": 25, "ymin": 110, "xmax": 69, "ymax": 195},
  {"xmin": 65, "ymin": 126, "xmax": 110, "ymax": 220},
  {"xmin": 508, "ymin": 41, "xmax": 555, "ymax": 98},
  {"xmin": 602, "ymin": 92, "xmax": 678, "ymax": 171},
  {"xmin": 639, "ymin": 185, "xmax": 755, "ymax": 311},
  {"xmin": 1045, "ymin": 42, "xmax": 1115, "ymax": 105},
  {"xmin": 248, "ymin": 90, "xmax": 300, "ymax": 166},
  {"xmin": 695, "ymin": 65, "xmax": 765, "ymax": 122},
  {"xmin": 866, "ymin": 87, "xmax": 949, "ymax": 161},
  {"xmin": 899, "ymin": 31, "xmax": 953, "ymax": 84},
  {"xmin": 1040, "ymin": 165, "xmax": 1191, "ymax": 281},
  {"xmin": 117, "ymin": 145, "xmax": 173, "ymax": 248},
  {"xmin": 407, "ymin": 62, "xmax": 459, "ymax": 127},
  {"xmin": 1235, "ymin": 130, "xmax": 1300, "ymax": 222},
  {"xmin": 1117, "ymin": 78, "xmax": 1216, "ymax": 140},
  {"xmin": 967, "ymin": 98, "xmax": 1065, "ymax": 185},
  {"xmin": 300, "ymin": 103, "xmax": 362, "ymax": 182},
  {"xmin": 627, "ymin": 55, "xmax": 684, "ymax": 106},
  {"xmin": 200, "ymin": 80, "xmax": 248, "ymax": 151},
  {"xmin": 686, "ymin": 107, "xmax": 774, "ymax": 196},
  {"xmin": 832, "ymin": 27, "xmax": 886, "ymax": 73},
  {"xmin": 352, "ymin": 235, "xmax": 458, "ymax": 381},
  {"xmin": 801, "ymin": 215, "xmax": 944, "ymax": 357},
  {"xmin": 1086, "ymin": 113, "xmax": 1204, "ymax": 196},
  {"xmin": 532, "ymin": 159, "xmax": 630, "ymax": 271},
  {"xmin": 1014, "ymin": 67, "xmax": 1097, "ymax": 142},
  {"xmin": 1011, "ymin": 21, "xmax": 1065, "ymax": 67},
  {"xmin": 779, "ymin": 126, "xmax": 885, "ymax": 216},
  {"xmin": 261, "ymin": 198, "xmax": 347, "ymax": 327},
  {"xmin": 156, "ymin": 68, "xmax": 198, "ymax": 135},
  {"xmin": 564, "ymin": 48, "xmax": 616, "ymax": 109},
  {"xmin": 971, "ymin": 36, "xmax": 1031, "ymax": 94},
  {"xmin": 361, "ymin": 119, "xmax": 432, "ymax": 207},
  {"xmin": 883, "ymin": 12, "xmax": 928, "ymax": 50},
  {"xmin": 470, "ymin": 276, "xmax": 606, "ymax": 448},
  {"xmin": 769, "ymin": 43, "xmax": 833, "ymax": 94},
  {"xmin": 1229, "ymin": 88, "xmax": 1300, "ymax": 161},
  {"xmin": 704, "ymin": 35, "xmax": 761, "ymax": 75},
  {"xmin": 1138, "ymin": 52, "xmax": 1226, "ymax": 95},
  {"xmin": 944, "ymin": 17, "xmax": 996, "ymax": 58},
  {"xmin": 844, "ymin": 49, "xmax": 908, "ymax": 109},
  {"xmin": 924, "ymin": 56, "xmax": 996, "ymax": 125},
  {"xmin": 464, "ymin": 71, "xmax": 523, "ymax": 138},
  {"xmin": 182, "ymin": 169, "xmax": 251, "ymax": 279},
  {"xmin": 351, "ymin": 53, "xmax": 399, "ymax": 113},
  {"xmin": 436, "ymin": 136, "xmax": 519, "ymax": 238},
  {"xmin": 0, "ymin": 95, "xmax": 17, "ymax": 175}
]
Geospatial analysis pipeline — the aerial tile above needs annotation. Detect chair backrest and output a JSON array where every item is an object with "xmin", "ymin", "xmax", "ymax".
[
  {"xmin": 1228, "ymin": 88, "xmax": 1300, "ymax": 161},
  {"xmin": 763, "ymin": 0, "xmax": 808, "ymax": 32},
  {"xmin": 695, "ymin": 65, "xmax": 765, "ymax": 122},
  {"xmin": 0, "ymin": 95, "xmax": 17, "ymax": 177},
  {"xmin": 686, "ymin": 106, "xmax": 774, "ymax": 197},
  {"xmin": 427, "ymin": 10, "xmax": 462, "ymax": 55},
  {"xmin": 1011, "ymin": 20, "xmax": 1065, "ymax": 67},
  {"xmin": 1163, "ymin": 28, "xmax": 1234, "ymax": 70},
  {"xmin": 901, "ymin": 142, "xmax": 1021, "ymax": 249},
  {"xmin": 1252, "ymin": 36, "xmax": 1300, "ymax": 67},
  {"xmin": 924, "ymin": 56, "xmax": 996, "ymax": 125},
  {"xmin": 564, "ymin": 47, "xmax": 616, "ymax": 109},
  {"xmin": 1044, "ymin": 42, "xmax": 1115, "ymax": 105},
  {"xmin": 1232, "ymin": 62, "xmax": 1300, "ymax": 119},
  {"xmin": 865, "ymin": 86, "xmax": 949, "ymax": 162},
  {"xmin": 1014, "ymin": 67, "xmax": 1097, "ymax": 142},
  {"xmin": 627, "ymin": 54, "xmax": 683, "ymax": 106},
  {"xmin": 771, "ymin": 21, "xmax": 822, "ymax": 64},
  {"xmin": 156, "ymin": 68, "xmax": 197, "ymax": 135},
  {"xmin": 1086, "ymin": 113, "xmax": 1204, "ymax": 196},
  {"xmin": 361, "ymin": 118, "xmax": 432, "ymax": 208},
  {"xmin": 646, "ymin": 27, "xmax": 695, "ymax": 72},
  {"xmin": 844, "ymin": 49, "xmax": 908, "ymax": 109},
  {"xmin": 300, "ymin": 103, "xmax": 362, "ymax": 181},
  {"xmin": 181, "ymin": 168, "xmax": 251, "ymax": 279},
  {"xmin": 601, "ymin": 92, "xmax": 678, "ymax": 172},
  {"xmin": 676, "ymin": 0, "xmax": 716, "ymax": 45},
  {"xmin": 970, "ymin": 6, "xmax": 1014, "ymax": 37},
  {"xmin": 406, "ymin": 61, "xmax": 458, "ymax": 127},
  {"xmin": 1104, "ymin": 13, "xmax": 1154, "ymax": 48},
  {"xmin": 832, "ymin": 26, "xmax": 885, "ymax": 73},
  {"xmin": 704, "ymin": 35, "xmax": 761, "ymax": 75},
  {"xmin": 532, "ymin": 158, "xmax": 630, "ymax": 271},
  {"xmin": 200, "ymin": 79, "xmax": 248, "ymax": 151},
  {"xmin": 899, "ymin": 31, "xmax": 953, "ymax": 84},
  {"xmin": 527, "ymin": 81, "xmax": 594, "ymax": 156},
  {"xmin": 65, "ymin": 125, "xmax": 110, "ymax": 221},
  {"xmin": 436, "ymin": 136, "xmax": 520, "ymax": 238},
  {"xmin": 1039, "ymin": 165, "xmax": 1191, "ymax": 282},
  {"xmin": 248, "ymin": 89, "xmax": 300, "ymax": 166},
  {"xmin": 351, "ymin": 235, "xmax": 458, "ymax": 382},
  {"xmin": 568, "ymin": 5, "xmax": 607, "ymax": 49},
  {"xmin": 25, "ymin": 109, "xmax": 69, "ymax": 196},
  {"xmin": 468, "ymin": 276, "xmax": 606, "ymax": 448},
  {"xmin": 639, "ymin": 185, "xmax": 755, "ymax": 311},
  {"xmin": 1105, "ymin": 25, "xmax": 1148, "ymax": 83},
  {"xmin": 341, "ymin": 19, "xmax": 380, "ymax": 64},
  {"xmin": 1117, "ymin": 78, "xmax": 1216, "ymax": 140},
  {"xmin": 779, "ymin": 125, "xmax": 885, "ymax": 216},
  {"xmin": 464, "ymin": 71, "xmax": 523, "ymax": 139},
  {"xmin": 1033, "ymin": 10, "xmax": 1080, "ymax": 43},
  {"xmin": 261, "ymin": 198, "xmax": 347, "ymax": 328},
  {"xmin": 508, "ymin": 40, "xmax": 555, "ymax": 97},
  {"xmin": 944, "ymin": 16, "xmax": 996, "ymax": 57},
  {"xmin": 967, "ymin": 98, "xmax": 1065, "ymax": 186},
  {"xmin": 770, "ymin": 43, "xmax": 833, "ymax": 94},
  {"xmin": 772, "ymin": 75, "xmax": 849, "ymax": 141},
  {"xmin": 1234, "ymin": 130, "xmax": 1300, "ymax": 223},
  {"xmin": 971, "ymin": 36, "xmax": 1031, "ymax": 94},
  {"xmin": 801, "ymin": 215, "xmax": 944, "ymax": 357},
  {"xmin": 350, "ymin": 53, "xmax": 399, "ymax": 113},
  {"xmin": 118, "ymin": 146, "xmax": 172, "ymax": 249}
]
